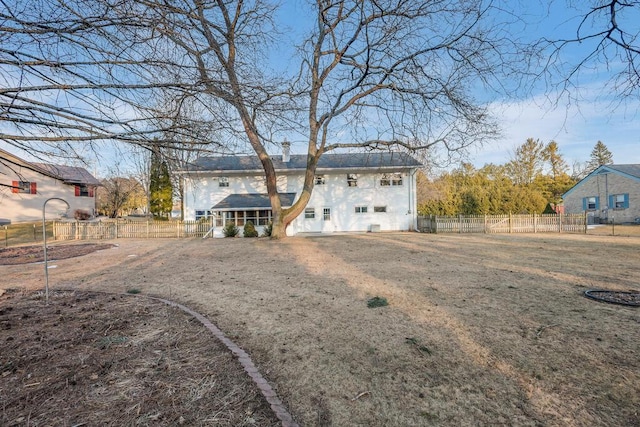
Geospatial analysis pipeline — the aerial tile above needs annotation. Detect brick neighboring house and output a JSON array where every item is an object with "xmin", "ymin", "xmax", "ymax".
[
  {"xmin": 562, "ymin": 164, "xmax": 640, "ymax": 224},
  {"xmin": 178, "ymin": 149, "xmax": 422, "ymax": 237},
  {"xmin": 0, "ymin": 148, "xmax": 100, "ymax": 223}
]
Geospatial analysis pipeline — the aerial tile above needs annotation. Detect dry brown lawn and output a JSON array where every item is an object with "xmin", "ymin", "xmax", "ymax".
[{"xmin": 1, "ymin": 232, "xmax": 639, "ymax": 426}]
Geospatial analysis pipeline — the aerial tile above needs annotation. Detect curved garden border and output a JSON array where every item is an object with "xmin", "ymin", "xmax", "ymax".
[
  {"xmin": 146, "ymin": 295, "xmax": 299, "ymax": 427},
  {"xmin": 584, "ymin": 290, "xmax": 640, "ymax": 307}
]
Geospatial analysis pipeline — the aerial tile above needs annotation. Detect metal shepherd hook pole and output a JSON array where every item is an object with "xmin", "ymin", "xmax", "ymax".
[{"xmin": 42, "ymin": 198, "xmax": 70, "ymax": 304}]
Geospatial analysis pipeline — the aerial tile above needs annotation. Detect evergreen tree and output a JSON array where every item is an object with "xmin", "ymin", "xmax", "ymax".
[
  {"xmin": 149, "ymin": 150, "xmax": 173, "ymax": 218},
  {"xmin": 586, "ymin": 141, "xmax": 614, "ymax": 173}
]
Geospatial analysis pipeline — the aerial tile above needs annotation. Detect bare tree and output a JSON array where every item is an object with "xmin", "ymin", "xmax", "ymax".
[
  {"xmin": 538, "ymin": 1, "xmax": 640, "ymax": 100},
  {"xmin": 1, "ymin": 0, "xmax": 526, "ymax": 237}
]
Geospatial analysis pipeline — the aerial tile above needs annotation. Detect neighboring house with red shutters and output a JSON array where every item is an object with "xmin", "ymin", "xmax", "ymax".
[
  {"xmin": 0, "ymin": 148, "xmax": 100, "ymax": 223},
  {"xmin": 563, "ymin": 164, "xmax": 640, "ymax": 224}
]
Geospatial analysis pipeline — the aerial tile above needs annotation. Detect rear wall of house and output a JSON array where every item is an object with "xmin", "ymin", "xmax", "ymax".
[
  {"xmin": 563, "ymin": 172, "xmax": 640, "ymax": 223},
  {"xmin": 1, "ymin": 164, "xmax": 95, "ymax": 223}
]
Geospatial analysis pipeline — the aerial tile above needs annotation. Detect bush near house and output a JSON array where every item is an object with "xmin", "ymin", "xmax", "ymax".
[
  {"xmin": 223, "ymin": 221, "xmax": 239, "ymax": 238},
  {"xmin": 243, "ymin": 221, "xmax": 258, "ymax": 238},
  {"xmin": 74, "ymin": 210, "xmax": 91, "ymax": 220}
]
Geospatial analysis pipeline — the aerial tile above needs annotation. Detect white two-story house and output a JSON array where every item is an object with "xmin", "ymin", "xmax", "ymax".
[
  {"xmin": 1, "ymin": 148, "xmax": 100, "ymax": 223},
  {"xmin": 179, "ymin": 150, "xmax": 422, "ymax": 237}
]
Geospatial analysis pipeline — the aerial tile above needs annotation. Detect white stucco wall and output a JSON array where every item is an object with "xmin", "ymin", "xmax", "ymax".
[
  {"xmin": 0, "ymin": 163, "xmax": 96, "ymax": 223},
  {"xmin": 182, "ymin": 169, "xmax": 418, "ymax": 235}
]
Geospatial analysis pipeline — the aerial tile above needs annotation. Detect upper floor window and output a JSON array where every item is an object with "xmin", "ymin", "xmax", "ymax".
[
  {"xmin": 315, "ymin": 175, "xmax": 326, "ymax": 185},
  {"xmin": 355, "ymin": 206, "xmax": 368, "ymax": 214},
  {"xmin": 75, "ymin": 184, "xmax": 93, "ymax": 197},
  {"xmin": 380, "ymin": 173, "xmax": 403, "ymax": 186},
  {"xmin": 219, "ymin": 176, "xmax": 229, "ymax": 187},
  {"xmin": 12, "ymin": 181, "xmax": 36, "ymax": 194},
  {"xmin": 347, "ymin": 174, "xmax": 358, "ymax": 187},
  {"xmin": 304, "ymin": 208, "xmax": 315, "ymax": 219}
]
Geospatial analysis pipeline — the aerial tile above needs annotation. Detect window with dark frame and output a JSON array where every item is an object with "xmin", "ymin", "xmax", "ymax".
[
  {"xmin": 75, "ymin": 184, "xmax": 93, "ymax": 197},
  {"xmin": 315, "ymin": 175, "xmax": 326, "ymax": 185},
  {"xmin": 346, "ymin": 174, "xmax": 358, "ymax": 187},
  {"xmin": 374, "ymin": 206, "xmax": 387, "ymax": 213},
  {"xmin": 304, "ymin": 208, "xmax": 315, "ymax": 219},
  {"xmin": 355, "ymin": 206, "xmax": 367, "ymax": 213},
  {"xmin": 587, "ymin": 197, "xmax": 597, "ymax": 210},
  {"xmin": 219, "ymin": 176, "xmax": 229, "ymax": 187},
  {"xmin": 12, "ymin": 181, "xmax": 36, "ymax": 194}
]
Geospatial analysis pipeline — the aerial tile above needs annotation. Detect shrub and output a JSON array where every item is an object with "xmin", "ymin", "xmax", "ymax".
[
  {"xmin": 367, "ymin": 296, "xmax": 388, "ymax": 308},
  {"xmin": 223, "ymin": 221, "xmax": 239, "ymax": 237},
  {"xmin": 243, "ymin": 220, "xmax": 259, "ymax": 238},
  {"xmin": 74, "ymin": 209, "xmax": 91, "ymax": 220},
  {"xmin": 261, "ymin": 221, "xmax": 273, "ymax": 237}
]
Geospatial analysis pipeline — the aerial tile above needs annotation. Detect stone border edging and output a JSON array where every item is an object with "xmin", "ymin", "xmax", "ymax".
[{"xmin": 148, "ymin": 296, "xmax": 300, "ymax": 427}]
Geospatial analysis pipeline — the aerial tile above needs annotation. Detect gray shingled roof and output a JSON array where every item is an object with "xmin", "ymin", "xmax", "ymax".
[
  {"xmin": 607, "ymin": 164, "xmax": 640, "ymax": 179},
  {"xmin": 189, "ymin": 152, "xmax": 421, "ymax": 173},
  {"xmin": 32, "ymin": 163, "xmax": 101, "ymax": 186},
  {"xmin": 212, "ymin": 193, "xmax": 297, "ymax": 210}
]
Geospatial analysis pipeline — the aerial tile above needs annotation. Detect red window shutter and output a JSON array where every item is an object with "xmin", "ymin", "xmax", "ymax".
[
  {"xmin": 75, "ymin": 185, "xmax": 80, "ymax": 197},
  {"xmin": 89, "ymin": 187, "xmax": 94, "ymax": 197},
  {"xmin": 30, "ymin": 182, "xmax": 37, "ymax": 194},
  {"xmin": 12, "ymin": 181, "xmax": 19, "ymax": 193}
]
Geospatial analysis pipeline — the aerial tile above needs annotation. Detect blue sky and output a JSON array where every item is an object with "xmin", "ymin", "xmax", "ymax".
[{"xmin": 2, "ymin": 1, "xmax": 638, "ymax": 175}]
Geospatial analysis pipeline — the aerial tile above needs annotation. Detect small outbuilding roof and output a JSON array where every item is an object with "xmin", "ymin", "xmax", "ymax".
[
  {"xmin": 211, "ymin": 193, "xmax": 297, "ymax": 210},
  {"xmin": 187, "ymin": 152, "xmax": 421, "ymax": 173}
]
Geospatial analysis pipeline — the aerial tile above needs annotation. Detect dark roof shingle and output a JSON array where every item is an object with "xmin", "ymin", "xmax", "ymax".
[
  {"xmin": 211, "ymin": 193, "xmax": 297, "ymax": 210},
  {"xmin": 188, "ymin": 152, "xmax": 421, "ymax": 173}
]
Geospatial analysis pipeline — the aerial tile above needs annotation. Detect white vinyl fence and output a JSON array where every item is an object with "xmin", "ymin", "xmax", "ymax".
[
  {"xmin": 53, "ymin": 219, "xmax": 214, "ymax": 240},
  {"xmin": 417, "ymin": 213, "xmax": 587, "ymax": 234}
]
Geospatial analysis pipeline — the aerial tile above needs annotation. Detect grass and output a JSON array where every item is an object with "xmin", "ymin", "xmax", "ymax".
[{"xmin": 3, "ymin": 233, "xmax": 640, "ymax": 426}]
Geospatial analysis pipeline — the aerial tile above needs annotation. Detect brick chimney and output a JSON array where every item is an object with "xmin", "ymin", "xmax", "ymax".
[{"xmin": 282, "ymin": 140, "xmax": 291, "ymax": 163}]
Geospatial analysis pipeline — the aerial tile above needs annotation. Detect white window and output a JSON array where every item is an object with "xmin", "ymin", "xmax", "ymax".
[
  {"xmin": 323, "ymin": 208, "xmax": 331, "ymax": 221},
  {"xmin": 355, "ymin": 206, "xmax": 367, "ymax": 214},
  {"xmin": 195, "ymin": 209, "xmax": 213, "ymax": 220},
  {"xmin": 218, "ymin": 176, "xmax": 229, "ymax": 187},
  {"xmin": 305, "ymin": 208, "xmax": 315, "ymax": 219},
  {"xmin": 347, "ymin": 174, "xmax": 358, "ymax": 187},
  {"xmin": 380, "ymin": 173, "xmax": 403, "ymax": 186},
  {"xmin": 315, "ymin": 175, "xmax": 326, "ymax": 185},
  {"xmin": 587, "ymin": 197, "xmax": 597, "ymax": 210},
  {"xmin": 613, "ymin": 194, "xmax": 629, "ymax": 209},
  {"xmin": 374, "ymin": 206, "xmax": 387, "ymax": 213}
]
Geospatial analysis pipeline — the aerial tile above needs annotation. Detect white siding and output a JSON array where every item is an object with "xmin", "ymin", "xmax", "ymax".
[
  {"xmin": 0, "ymin": 163, "xmax": 96, "ymax": 223},
  {"xmin": 183, "ymin": 169, "xmax": 418, "ymax": 236}
]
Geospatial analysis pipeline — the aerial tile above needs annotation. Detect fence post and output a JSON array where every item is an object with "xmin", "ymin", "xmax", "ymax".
[
  {"xmin": 533, "ymin": 213, "xmax": 537, "ymax": 233},
  {"xmin": 584, "ymin": 212, "xmax": 588, "ymax": 234},
  {"xmin": 4, "ymin": 225, "xmax": 8, "ymax": 247},
  {"xmin": 509, "ymin": 212, "xmax": 512, "ymax": 234},
  {"xmin": 115, "ymin": 220, "xmax": 119, "ymax": 239},
  {"xmin": 146, "ymin": 220, "xmax": 150, "ymax": 238},
  {"xmin": 484, "ymin": 215, "xmax": 487, "ymax": 234},
  {"xmin": 433, "ymin": 215, "xmax": 438, "ymax": 234},
  {"xmin": 559, "ymin": 213, "xmax": 563, "ymax": 233},
  {"xmin": 459, "ymin": 214, "xmax": 462, "ymax": 234}
]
